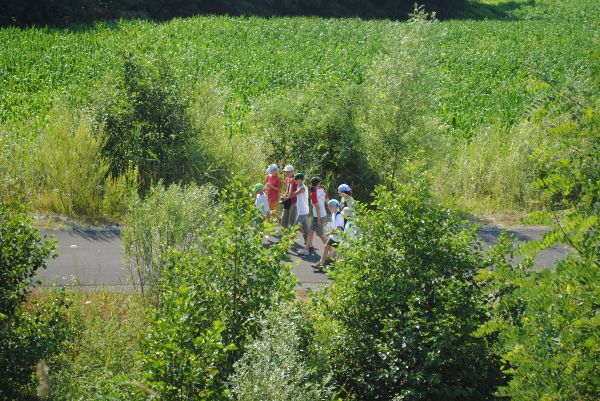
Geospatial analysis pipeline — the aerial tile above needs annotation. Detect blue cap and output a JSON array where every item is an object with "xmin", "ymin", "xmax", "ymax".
[
  {"xmin": 328, "ymin": 199, "xmax": 340, "ymax": 208},
  {"xmin": 338, "ymin": 184, "xmax": 352, "ymax": 193},
  {"xmin": 266, "ymin": 164, "xmax": 279, "ymax": 174}
]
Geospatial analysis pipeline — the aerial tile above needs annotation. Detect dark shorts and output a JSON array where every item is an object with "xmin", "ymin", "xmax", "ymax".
[{"xmin": 310, "ymin": 215, "xmax": 328, "ymax": 236}]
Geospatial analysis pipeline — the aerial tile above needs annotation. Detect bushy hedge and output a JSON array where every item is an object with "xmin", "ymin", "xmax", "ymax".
[
  {"xmin": 320, "ymin": 176, "xmax": 503, "ymax": 400},
  {"xmin": 138, "ymin": 178, "xmax": 296, "ymax": 399}
]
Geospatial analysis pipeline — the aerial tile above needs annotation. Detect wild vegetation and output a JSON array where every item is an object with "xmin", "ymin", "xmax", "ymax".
[{"xmin": 0, "ymin": 0, "xmax": 598, "ymax": 400}]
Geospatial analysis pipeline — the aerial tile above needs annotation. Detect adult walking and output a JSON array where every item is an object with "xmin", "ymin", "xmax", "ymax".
[{"xmin": 281, "ymin": 164, "xmax": 298, "ymax": 228}]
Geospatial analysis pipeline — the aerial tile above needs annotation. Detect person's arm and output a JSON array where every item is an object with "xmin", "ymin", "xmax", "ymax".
[{"xmin": 293, "ymin": 185, "xmax": 305, "ymax": 196}]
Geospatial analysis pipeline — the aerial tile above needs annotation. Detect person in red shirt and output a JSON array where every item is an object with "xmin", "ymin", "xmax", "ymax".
[{"xmin": 265, "ymin": 164, "xmax": 282, "ymax": 220}]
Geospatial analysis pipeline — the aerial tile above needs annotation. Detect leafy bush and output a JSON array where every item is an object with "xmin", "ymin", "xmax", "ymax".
[
  {"xmin": 94, "ymin": 52, "xmax": 202, "ymax": 189},
  {"xmin": 230, "ymin": 302, "xmax": 333, "ymax": 401},
  {"xmin": 255, "ymin": 84, "xmax": 377, "ymax": 200},
  {"xmin": 139, "ymin": 178, "xmax": 296, "ymax": 399},
  {"xmin": 0, "ymin": 202, "xmax": 55, "ymax": 316},
  {"xmin": 122, "ymin": 182, "xmax": 218, "ymax": 297},
  {"xmin": 322, "ymin": 176, "xmax": 502, "ymax": 401},
  {"xmin": 30, "ymin": 106, "xmax": 137, "ymax": 221},
  {"xmin": 476, "ymin": 243, "xmax": 599, "ymax": 401},
  {"xmin": 363, "ymin": 6, "xmax": 446, "ymax": 182},
  {"xmin": 0, "ymin": 203, "xmax": 72, "ymax": 400}
]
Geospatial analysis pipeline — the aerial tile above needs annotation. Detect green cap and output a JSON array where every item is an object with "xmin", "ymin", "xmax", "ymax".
[
  {"xmin": 294, "ymin": 173, "xmax": 304, "ymax": 180},
  {"xmin": 253, "ymin": 183, "xmax": 264, "ymax": 192}
]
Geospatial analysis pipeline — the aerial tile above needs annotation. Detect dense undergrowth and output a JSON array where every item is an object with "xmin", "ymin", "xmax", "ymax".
[{"xmin": 1, "ymin": 1, "xmax": 598, "ymax": 219}]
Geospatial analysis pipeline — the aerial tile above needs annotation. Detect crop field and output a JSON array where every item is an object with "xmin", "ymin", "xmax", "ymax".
[{"xmin": 1, "ymin": 0, "xmax": 597, "ymax": 136}]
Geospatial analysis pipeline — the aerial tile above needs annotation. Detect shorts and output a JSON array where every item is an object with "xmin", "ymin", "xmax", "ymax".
[
  {"xmin": 310, "ymin": 215, "xmax": 328, "ymax": 237},
  {"xmin": 281, "ymin": 203, "xmax": 297, "ymax": 228}
]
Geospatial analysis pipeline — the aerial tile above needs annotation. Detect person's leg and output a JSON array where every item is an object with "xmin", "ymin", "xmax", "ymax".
[
  {"xmin": 290, "ymin": 204, "xmax": 297, "ymax": 227},
  {"xmin": 281, "ymin": 207, "xmax": 290, "ymax": 228},
  {"xmin": 293, "ymin": 214, "xmax": 310, "ymax": 255}
]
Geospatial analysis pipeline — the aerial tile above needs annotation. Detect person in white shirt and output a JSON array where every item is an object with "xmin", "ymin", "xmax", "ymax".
[
  {"xmin": 311, "ymin": 199, "xmax": 345, "ymax": 269},
  {"xmin": 307, "ymin": 176, "xmax": 329, "ymax": 252},
  {"xmin": 253, "ymin": 183, "xmax": 270, "ymax": 220},
  {"xmin": 292, "ymin": 173, "xmax": 310, "ymax": 256}
]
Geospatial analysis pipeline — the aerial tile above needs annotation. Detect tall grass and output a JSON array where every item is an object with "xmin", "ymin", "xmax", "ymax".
[
  {"xmin": 32, "ymin": 107, "xmax": 137, "ymax": 219},
  {"xmin": 432, "ymin": 121, "xmax": 551, "ymax": 212},
  {"xmin": 40, "ymin": 290, "xmax": 146, "ymax": 401}
]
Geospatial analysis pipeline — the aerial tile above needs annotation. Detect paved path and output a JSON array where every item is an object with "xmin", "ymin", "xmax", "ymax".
[{"xmin": 36, "ymin": 225, "xmax": 568, "ymax": 289}]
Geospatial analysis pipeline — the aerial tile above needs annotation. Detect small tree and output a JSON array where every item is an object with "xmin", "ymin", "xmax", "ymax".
[
  {"xmin": 139, "ymin": 177, "xmax": 296, "ymax": 400},
  {"xmin": 363, "ymin": 5, "xmax": 444, "ymax": 181},
  {"xmin": 323, "ymin": 176, "xmax": 502, "ymax": 401}
]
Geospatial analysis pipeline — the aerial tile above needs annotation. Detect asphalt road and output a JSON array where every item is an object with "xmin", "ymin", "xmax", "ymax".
[{"xmin": 37, "ymin": 225, "xmax": 568, "ymax": 289}]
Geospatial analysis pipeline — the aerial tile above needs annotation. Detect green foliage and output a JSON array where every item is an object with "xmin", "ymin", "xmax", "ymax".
[
  {"xmin": 94, "ymin": 51, "xmax": 201, "ymax": 189},
  {"xmin": 363, "ymin": 5, "xmax": 445, "ymax": 181},
  {"xmin": 230, "ymin": 302, "xmax": 333, "ymax": 401},
  {"xmin": 32, "ymin": 106, "xmax": 138, "ymax": 220},
  {"xmin": 255, "ymin": 84, "xmax": 377, "ymax": 200},
  {"xmin": 47, "ymin": 291, "xmax": 146, "ymax": 401},
  {"xmin": 474, "ymin": 46, "xmax": 600, "ymax": 401},
  {"xmin": 476, "ymin": 238, "xmax": 599, "ymax": 400},
  {"xmin": 0, "ymin": 203, "xmax": 72, "ymax": 400},
  {"xmin": 122, "ymin": 182, "xmax": 218, "ymax": 298},
  {"xmin": 322, "ymin": 176, "xmax": 502, "ymax": 400},
  {"xmin": 0, "ymin": 202, "xmax": 55, "ymax": 316},
  {"xmin": 139, "ymin": 177, "xmax": 296, "ymax": 399}
]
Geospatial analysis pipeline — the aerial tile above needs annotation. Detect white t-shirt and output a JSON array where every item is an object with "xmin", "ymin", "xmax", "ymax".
[
  {"xmin": 295, "ymin": 184, "xmax": 309, "ymax": 216},
  {"xmin": 311, "ymin": 188, "xmax": 327, "ymax": 218},
  {"xmin": 328, "ymin": 211, "xmax": 345, "ymax": 242},
  {"xmin": 255, "ymin": 193, "xmax": 269, "ymax": 216},
  {"xmin": 344, "ymin": 220, "xmax": 356, "ymax": 238}
]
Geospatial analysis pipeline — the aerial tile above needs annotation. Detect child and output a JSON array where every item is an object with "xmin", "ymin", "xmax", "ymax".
[
  {"xmin": 311, "ymin": 199, "xmax": 345, "ymax": 269},
  {"xmin": 337, "ymin": 183, "xmax": 355, "ymax": 212},
  {"xmin": 265, "ymin": 164, "xmax": 282, "ymax": 220},
  {"xmin": 291, "ymin": 173, "xmax": 310, "ymax": 256},
  {"xmin": 253, "ymin": 183, "xmax": 269, "ymax": 220},
  {"xmin": 307, "ymin": 176, "xmax": 329, "ymax": 251}
]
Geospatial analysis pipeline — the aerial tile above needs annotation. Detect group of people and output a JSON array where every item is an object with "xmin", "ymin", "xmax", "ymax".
[{"xmin": 253, "ymin": 163, "xmax": 355, "ymax": 269}]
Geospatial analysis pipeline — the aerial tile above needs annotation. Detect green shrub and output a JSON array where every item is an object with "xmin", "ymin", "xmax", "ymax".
[
  {"xmin": 254, "ymin": 84, "xmax": 377, "ymax": 200},
  {"xmin": 94, "ymin": 52, "xmax": 201, "ymax": 189},
  {"xmin": 122, "ymin": 182, "xmax": 218, "ymax": 298},
  {"xmin": 30, "ymin": 106, "xmax": 137, "ymax": 221},
  {"xmin": 323, "ymin": 176, "xmax": 502, "ymax": 401},
  {"xmin": 138, "ymin": 178, "xmax": 296, "ymax": 399},
  {"xmin": 0, "ymin": 203, "xmax": 72, "ymax": 400},
  {"xmin": 230, "ymin": 302, "xmax": 333, "ymax": 401},
  {"xmin": 363, "ymin": 6, "xmax": 446, "ymax": 182},
  {"xmin": 476, "ymin": 243, "xmax": 599, "ymax": 401}
]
